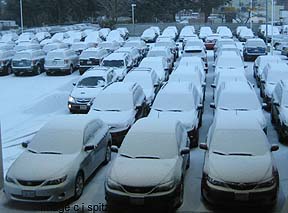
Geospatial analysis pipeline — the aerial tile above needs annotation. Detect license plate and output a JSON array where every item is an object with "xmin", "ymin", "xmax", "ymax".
[
  {"xmin": 80, "ymin": 105, "xmax": 87, "ymax": 110},
  {"xmin": 130, "ymin": 196, "xmax": 144, "ymax": 205},
  {"xmin": 22, "ymin": 190, "xmax": 36, "ymax": 198},
  {"xmin": 87, "ymin": 61, "xmax": 92, "ymax": 64},
  {"xmin": 235, "ymin": 192, "xmax": 249, "ymax": 201}
]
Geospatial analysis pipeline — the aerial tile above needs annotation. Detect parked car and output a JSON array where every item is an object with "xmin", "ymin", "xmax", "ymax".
[
  {"xmin": 98, "ymin": 41, "xmax": 121, "ymax": 53},
  {"xmin": 99, "ymin": 28, "xmax": 111, "ymax": 40},
  {"xmin": 205, "ymin": 34, "xmax": 221, "ymax": 50},
  {"xmin": 16, "ymin": 32, "xmax": 37, "ymax": 44},
  {"xmin": 139, "ymin": 56, "xmax": 169, "ymax": 82},
  {"xmin": 258, "ymin": 25, "xmax": 280, "ymax": 42},
  {"xmin": 253, "ymin": 55, "xmax": 282, "ymax": 87},
  {"xmin": 124, "ymin": 39, "xmax": 149, "ymax": 57},
  {"xmin": 105, "ymin": 117, "xmax": 190, "ymax": 210},
  {"xmin": 210, "ymin": 81, "xmax": 267, "ymax": 133},
  {"xmin": 271, "ymin": 80, "xmax": 288, "ymax": 142},
  {"xmin": 243, "ymin": 38, "xmax": 267, "ymax": 61},
  {"xmin": 0, "ymin": 49, "xmax": 15, "ymax": 75},
  {"xmin": 155, "ymin": 37, "xmax": 179, "ymax": 59},
  {"xmin": 214, "ymin": 53, "xmax": 246, "ymax": 75},
  {"xmin": 238, "ymin": 28, "xmax": 254, "ymax": 42},
  {"xmin": 147, "ymin": 46, "xmax": 174, "ymax": 71},
  {"xmin": 236, "ymin": 26, "xmax": 248, "ymax": 38},
  {"xmin": 149, "ymin": 82, "xmax": 203, "ymax": 147},
  {"xmin": 162, "ymin": 27, "xmax": 178, "ymax": 41},
  {"xmin": 68, "ymin": 67, "xmax": 117, "ymax": 113},
  {"xmin": 106, "ymin": 30, "xmax": 124, "ymax": 45},
  {"xmin": 178, "ymin": 56, "xmax": 208, "ymax": 73},
  {"xmin": 214, "ymin": 44, "xmax": 242, "ymax": 60},
  {"xmin": 0, "ymin": 33, "xmax": 18, "ymax": 43},
  {"xmin": 101, "ymin": 52, "xmax": 133, "ymax": 80},
  {"xmin": 79, "ymin": 47, "xmax": 110, "ymax": 74},
  {"xmin": 44, "ymin": 49, "xmax": 79, "ymax": 75},
  {"xmin": 141, "ymin": 28, "xmax": 158, "ymax": 43},
  {"xmin": 4, "ymin": 116, "xmax": 112, "ymax": 203},
  {"xmin": 199, "ymin": 111, "xmax": 279, "ymax": 206},
  {"xmin": 199, "ymin": 27, "xmax": 213, "ymax": 41},
  {"xmin": 84, "ymin": 32, "xmax": 103, "ymax": 47},
  {"xmin": 117, "ymin": 27, "xmax": 129, "ymax": 40},
  {"xmin": 88, "ymin": 82, "xmax": 147, "ymax": 146},
  {"xmin": 123, "ymin": 68, "xmax": 161, "ymax": 106},
  {"xmin": 260, "ymin": 62, "xmax": 288, "ymax": 109},
  {"xmin": 35, "ymin": 32, "xmax": 51, "ymax": 42},
  {"xmin": 42, "ymin": 41, "xmax": 68, "ymax": 54},
  {"xmin": 14, "ymin": 42, "xmax": 41, "ymax": 52},
  {"xmin": 115, "ymin": 47, "xmax": 142, "ymax": 67},
  {"xmin": 217, "ymin": 27, "xmax": 233, "ymax": 38},
  {"xmin": 182, "ymin": 44, "xmax": 207, "ymax": 68},
  {"xmin": 179, "ymin": 25, "xmax": 196, "ymax": 42},
  {"xmin": 71, "ymin": 42, "xmax": 94, "ymax": 55},
  {"xmin": 12, "ymin": 49, "xmax": 45, "ymax": 76}
]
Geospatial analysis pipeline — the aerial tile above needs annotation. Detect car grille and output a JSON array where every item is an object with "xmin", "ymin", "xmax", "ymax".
[
  {"xmin": 75, "ymin": 98, "xmax": 91, "ymax": 104},
  {"xmin": 13, "ymin": 60, "xmax": 31, "ymax": 67},
  {"xmin": 12, "ymin": 194, "xmax": 50, "ymax": 201},
  {"xmin": 122, "ymin": 185, "xmax": 155, "ymax": 194},
  {"xmin": 17, "ymin": 180, "xmax": 45, "ymax": 186},
  {"xmin": 80, "ymin": 59, "xmax": 100, "ymax": 66},
  {"xmin": 226, "ymin": 182, "xmax": 257, "ymax": 190}
]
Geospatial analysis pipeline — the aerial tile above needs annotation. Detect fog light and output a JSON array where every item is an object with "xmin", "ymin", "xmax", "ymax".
[{"xmin": 68, "ymin": 104, "xmax": 72, "ymax": 109}]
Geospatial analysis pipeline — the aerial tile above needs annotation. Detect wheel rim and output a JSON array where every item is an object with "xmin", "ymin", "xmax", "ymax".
[
  {"xmin": 106, "ymin": 146, "xmax": 111, "ymax": 162},
  {"xmin": 75, "ymin": 175, "xmax": 84, "ymax": 197}
]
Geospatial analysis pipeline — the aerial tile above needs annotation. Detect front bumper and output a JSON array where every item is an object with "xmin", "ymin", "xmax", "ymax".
[
  {"xmin": 68, "ymin": 102, "xmax": 91, "ymax": 113},
  {"xmin": 4, "ymin": 179, "xmax": 74, "ymax": 203}
]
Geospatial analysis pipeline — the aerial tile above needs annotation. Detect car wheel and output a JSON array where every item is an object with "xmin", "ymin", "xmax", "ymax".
[
  {"xmin": 103, "ymin": 145, "xmax": 111, "ymax": 165},
  {"xmin": 6, "ymin": 66, "xmax": 12, "ymax": 75},
  {"xmin": 35, "ymin": 65, "xmax": 41, "ymax": 75},
  {"xmin": 74, "ymin": 172, "xmax": 84, "ymax": 200},
  {"xmin": 68, "ymin": 65, "xmax": 73, "ymax": 75},
  {"xmin": 174, "ymin": 179, "xmax": 184, "ymax": 209}
]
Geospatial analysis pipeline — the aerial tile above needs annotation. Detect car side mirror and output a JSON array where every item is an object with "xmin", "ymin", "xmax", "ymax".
[
  {"xmin": 84, "ymin": 145, "xmax": 95, "ymax": 152},
  {"xmin": 210, "ymin": 103, "xmax": 216, "ymax": 109},
  {"xmin": 199, "ymin": 143, "xmax": 208, "ymax": 150},
  {"xmin": 211, "ymin": 83, "xmax": 216, "ymax": 88},
  {"xmin": 73, "ymin": 82, "xmax": 76, "ymax": 86},
  {"xmin": 271, "ymin": 144, "xmax": 279, "ymax": 152},
  {"xmin": 197, "ymin": 104, "xmax": 203, "ymax": 110},
  {"xmin": 180, "ymin": 147, "xmax": 190, "ymax": 155},
  {"xmin": 22, "ymin": 141, "xmax": 30, "ymax": 148},
  {"xmin": 111, "ymin": 145, "xmax": 118, "ymax": 153},
  {"xmin": 262, "ymin": 103, "xmax": 268, "ymax": 110}
]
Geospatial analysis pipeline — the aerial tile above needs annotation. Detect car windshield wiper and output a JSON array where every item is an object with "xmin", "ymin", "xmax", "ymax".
[
  {"xmin": 39, "ymin": 151, "xmax": 62, "ymax": 155},
  {"xmin": 167, "ymin": 109, "xmax": 182, "ymax": 112},
  {"xmin": 135, "ymin": 156, "xmax": 160, "ymax": 159},
  {"xmin": 219, "ymin": 107, "xmax": 229, "ymax": 110},
  {"xmin": 235, "ymin": 108, "xmax": 249, "ymax": 111},
  {"xmin": 212, "ymin": 150, "xmax": 227, "ymax": 156},
  {"xmin": 228, "ymin": 153, "xmax": 253, "ymax": 156},
  {"xmin": 106, "ymin": 109, "xmax": 121, "ymax": 112},
  {"xmin": 28, "ymin": 149, "xmax": 38, "ymax": 154},
  {"xmin": 154, "ymin": 109, "xmax": 163, "ymax": 112},
  {"xmin": 93, "ymin": 108, "xmax": 102, "ymax": 111},
  {"xmin": 120, "ymin": 153, "xmax": 134, "ymax": 158}
]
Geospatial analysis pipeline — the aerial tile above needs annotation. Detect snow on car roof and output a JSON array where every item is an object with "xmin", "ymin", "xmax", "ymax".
[
  {"xmin": 103, "ymin": 82, "xmax": 137, "ymax": 94},
  {"xmin": 266, "ymin": 62, "xmax": 288, "ymax": 72},
  {"xmin": 141, "ymin": 56, "xmax": 165, "ymax": 63},
  {"xmin": 104, "ymin": 52, "xmax": 128, "ymax": 60},
  {"xmin": 161, "ymin": 82, "xmax": 194, "ymax": 94},
  {"xmin": 115, "ymin": 47, "xmax": 135, "ymax": 52},
  {"xmin": 220, "ymin": 81, "xmax": 252, "ymax": 93},
  {"xmin": 82, "ymin": 68, "xmax": 111, "ymax": 77}
]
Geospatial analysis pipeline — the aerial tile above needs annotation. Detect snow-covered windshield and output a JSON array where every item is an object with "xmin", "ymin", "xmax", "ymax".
[
  {"xmin": 102, "ymin": 60, "xmax": 124, "ymax": 67},
  {"xmin": 153, "ymin": 94, "xmax": 195, "ymax": 111},
  {"xmin": 77, "ymin": 76, "xmax": 105, "ymax": 88},
  {"xmin": 47, "ymin": 52, "xmax": 64, "ymax": 59},
  {"xmin": 93, "ymin": 93, "xmax": 133, "ymax": 111},
  {"xmin": 120, "ymin": 133, "xmax": 178, "ymax": 159},
  {"xmin": 148, "ymin": 50, "xmax": 167, "ymax": 57},
  {"xmin": 211, "ymin": 130, "xmax": 268, "ymax": 156},
  {"xmin": 246, "ymin": 40, "xmax": 266, "ymax": 47},
  {"xmin": 124, "ymin": 74, "xmax": 153, "ymax": 89},
  {"xmin": 216, "ymin": 57, "xmax": 243, "ymax": 68},
  {"xmin": 14, "ymin": 52, "xmax": 31, "ymax": 60},
  {"xmin": 217, "ymin": 93, "xmax": 260, "ymax": 110}
]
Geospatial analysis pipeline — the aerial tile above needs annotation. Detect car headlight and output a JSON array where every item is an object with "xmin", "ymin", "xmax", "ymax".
[
  {"xmin": 68, "ymin": 96, "xmax": 76, "ymax": 103},
  {"xmin": 257, "ymin": 177, "xmax": 276, "ymax": 188},
  {"xmin": 154, "ymin": 180, "xmax": 175, "ymax": 192},
  {"xmin": 106, "ymin": 178, "xmax": 123, "ymax": 191},
  {"xmin": 45, "ymin": 175, "xmax": 67, "ymax": 185},
  {"xmin": 5, "ymin": 175, "xmax": 15, "ymax": 184},
  {"xmin": 207, "ymin": 176, "xmax": 226, "ymax": 187}
]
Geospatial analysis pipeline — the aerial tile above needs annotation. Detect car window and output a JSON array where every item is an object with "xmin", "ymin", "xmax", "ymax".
[
  {"xmin": 102, "ymin": 59, "xmax": 124, "ymax": 68},
  {"xmin": 77, "ymin": 76, "xmax": 106, "ymax": 88}
]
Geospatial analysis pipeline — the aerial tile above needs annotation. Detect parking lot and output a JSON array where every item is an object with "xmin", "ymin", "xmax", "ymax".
[{"xmin": 1, "ymin": 36, "xmax": 288, "ymax": 212}]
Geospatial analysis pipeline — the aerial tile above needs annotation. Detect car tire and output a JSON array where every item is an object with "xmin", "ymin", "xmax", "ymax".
[
  {"xmin": 46, "ymin": 71, "xmax": 51, "ymax": 76},
  {"xmin": 35, "ymin": 65, "xmax": 41, "ymax": 75},
  {"xmin": 103, "ymin": 144, "xmax": 111, "ymax": 165},
  {"xmin": 174, "ymin": 179, "xmax": 184, "ymax": 209},
  {"xmin": 74, "ymin": 171, "xmax": 84, "ymax": 200},
  {"xmin": 6, "ymin": 66, "xmax": 12, "ymax": 75},
  {"xmin": 67, "ymin": 65, "xmax": 73, "ymax": 75}
]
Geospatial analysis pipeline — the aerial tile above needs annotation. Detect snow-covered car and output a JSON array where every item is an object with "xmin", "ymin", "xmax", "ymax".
[
  {"xmin": 182, "ymin": 44, "xmax": 207, "ymax": 67},
  {"xmin": 42, "ymin": 42, "xmax": 69, "ymax": 54},
  {"xmin": 101, "ymin": 52, "xmax": 133, "ymax": 80},
  {"xmin": 14, "ymin": 41, "xmax": 41, "ymax": 52},
  {"xmin": 178, "ymin": 56, "xmax": 208, "ymax": 73},
  {"xmin": 71, "ymin": 42, "xmax": 94, "ymax": 55},
  {"xmin": 106, "ymin": 30, "xmax": 124, "ymax": 45},
  {"xmin": 243, "ymin": 38, "xmax": 267, "ymax": 61},
  {"xmin": 44, "ymin": 49, "xmax": 79, "ymax": 75},
  {"xmin": 147, "ymin": 46, "xmax": 174, "ymax": 71},
  {"xmin": 260, "ymin": 62, "xmax": 288, "ymax": 108},
  {"xmin": 155, "ymin": 37, "xmax": 178, "ymax": 59},
  {"xmin": 238, "ymin": 28, "xmax": 254, "ymax": 42},
  {"xmin": 16, "ymin": 32, "xmax": 37, "ymax": 44},
  {"xmin": 150, "ymin": 26, "xmax": 161, "ymax": 36},
  {"xmin": 68, "ymin": 67, "xmax": 117, "ymax": 113},
  {"xmin": 123, "ymin": 67, "xmax": 161, "ymax": 105},
  {"xmin": 4, "ymin": 116, "xmax": 112, "ymax": 203},
  {"xmin": 79, "ymin": 47, "xmax": 110, "ymax": 74},
  {"xmin": 35, "ymin": 32, "xmax": 51, "ymax": 42},
  {"xmin": 12, "ymin": 49, "xmax": 45, "ymax": 76},
  {"xmin": 199, "ymin": 27, "xmax": 213, "ymax": 40},
  {"xmin": 217, "ymin": 27, "xmax": 233, "ymax": 38},
  {"xmin": 214, "ymin": 53, "xmax": 246, "ymax": 75},
  {"xmin": 84, "ymin": 32, "xmax": 103, "ymax": 47},
  {"xmin": 205, "ymin": 34, "xmax": 221, "ymax": 50},
  {"xmin": 179, "ymin": 25, "xmax": 196, "ymax": 42},
  {"xmin": 236, "ymin": 26, "xmax": 248, "ymax": 38},
  {"xmin": 117, "ymin": 27, "xmax": 129, "ymax": 40},
  {"xmin": 214, "ymin": 44, "xmax": 242, "ymax": 60},
  {"xmin": 139, "ymin": 56, "xmax": 169, "ymax": 82},
  {"xmin": 98, "ymin": 41, "xmax": 121, "ymax": 53},
  {"xmin": 162, "ymin": 26, "xmax": 178, "ymax": 41},
  {"xmin": 199, "ymin": 111, "xmax": 279, "ymax": 206},
  {"xmin": 0, "ymin": 32, "xmax": 18, "ymax": 43},
  {"xmin": 105, "ymin": 117, "xmax": 190, "ymax": 210},
  {"xmin": 271, "ymin": 80, "xmax": 288, "ymax": 142},
  {"xmin": 115, "ymin": 47, "xmax": 142, "ymax": 67},
  {"xmin": 213, "ymin": 38, "xmax": 235, "ymax": 53},
  {"xmin": 258, "ymin": 25, "xmax": 280, "ymax": 42},
  {"xmin": 50, "ymin": 32, "xmax": 69, "ymax": 43},
  {"xmin": 99, "ymin": 28, "xmax": 111, "ymax": 40},
  {"xmin": 211, "ymin": 81, "xmax": 267, "ymax": 132},
  {"xmin": 124, "ymin": 39, "xmax": 149, "ymax": 57},
  {"xmin": 149, "ymin": 81, "xmax": 203, "ymax": 147},
  {"xmin": 89, "ymin": 82, "xmax": 147, "ymax": 146},
  {"xmin": 141, "ymin": 28, "xmax": 158, "ymax": 43},
  {"xmin": 0, "ymin": 49, "xmax": 15, "ymax": 75}
]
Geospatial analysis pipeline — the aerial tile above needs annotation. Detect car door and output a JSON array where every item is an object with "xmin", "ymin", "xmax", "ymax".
[{"xmin": 273, "ymin": 85, "xmax": 282, "ymax": 125}]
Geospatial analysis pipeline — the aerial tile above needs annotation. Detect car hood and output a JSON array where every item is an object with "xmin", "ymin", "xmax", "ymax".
[
  {"xmin": 71, "ymin": 87, "xmax": 103, "ymax": 99},
  {"xmin": 109, "ymin": 157, "xmax": 177, "ymax": 186},
  {"xmin": 8, "ymin": 151, "xmax": 77, "ymax": 180},
  {"xmin": 149, "ymin": 109, "xmax": 197, "ymax": 130},
  {"xmin": 90, "ymin": 110, "xmax": 135, "ymax": 129},
  {"xmin": 264, "ymin": 83, "xmax": 276, "ymax": 98},
  {"xmin": 208, "ymin": 153, "xmax": 272, "ymax": 183}
]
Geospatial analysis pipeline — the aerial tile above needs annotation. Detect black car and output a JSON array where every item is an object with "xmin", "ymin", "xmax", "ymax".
[{"xmin": 243, "ymin": 38, "xmax": 267, "ymax": 61}]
